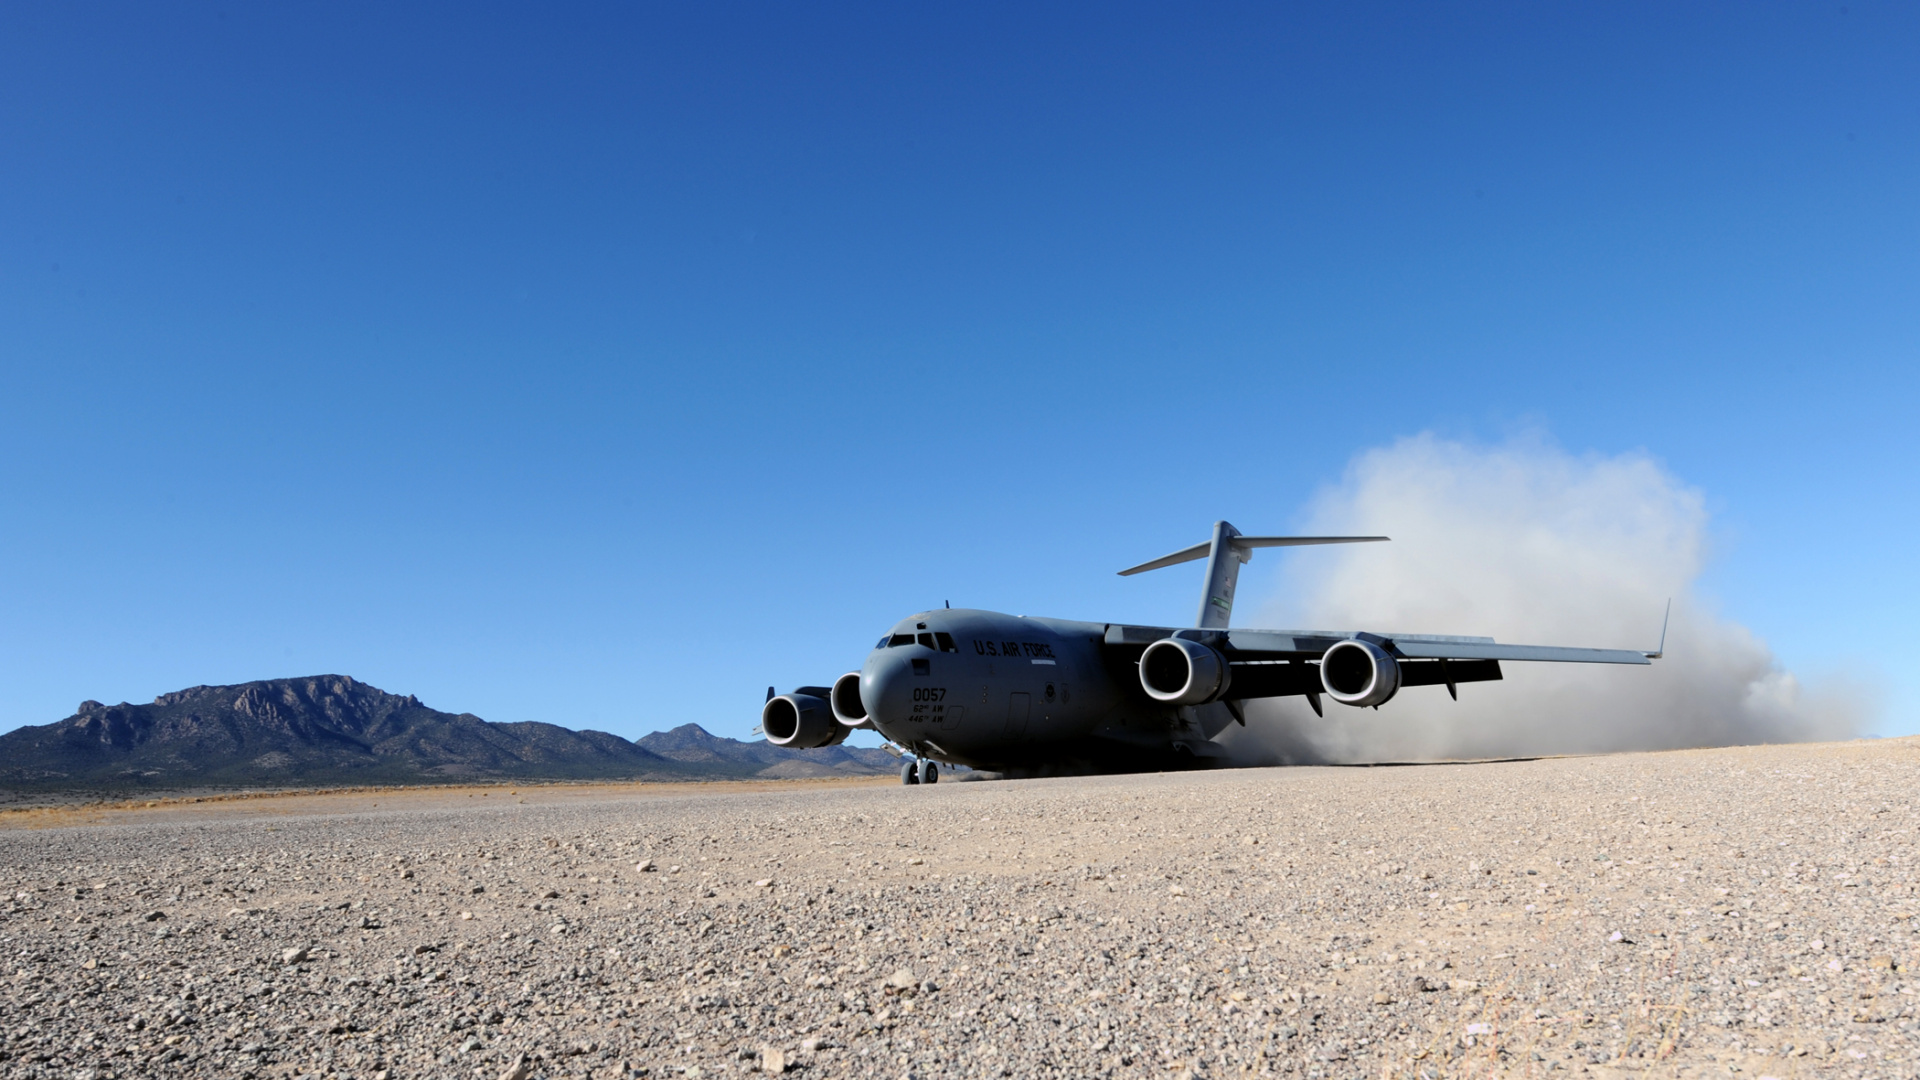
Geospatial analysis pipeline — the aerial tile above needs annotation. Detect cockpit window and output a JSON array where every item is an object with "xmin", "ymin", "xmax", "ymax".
[
  {"xmin": 888, "ymin": 634, "xmax": 915, "ymax": 647},
  {"xmin": 916, "ymin": 632, "xmax": 935, "ymax": 649},
  {"xmin": 876, "ymin": 636, "xmax": 891, "ymax": 649},
  {"xmin": 934, "ymin": 632, "xmax": 957, "ymax": 653}
]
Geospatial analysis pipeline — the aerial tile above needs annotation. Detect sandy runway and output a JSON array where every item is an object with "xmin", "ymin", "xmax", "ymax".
[{"xmin": 2, "ymin": 738, "xmax": 1917, "ymax": 1079}]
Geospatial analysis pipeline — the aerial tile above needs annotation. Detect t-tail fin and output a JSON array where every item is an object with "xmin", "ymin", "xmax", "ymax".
[{"xmin": 1117, "ymin": 522, "xmax": 1389, "ymax": 629}]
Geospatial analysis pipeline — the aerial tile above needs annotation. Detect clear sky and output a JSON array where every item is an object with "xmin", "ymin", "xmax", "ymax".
[{"xmin": 3, "ymin": 2, "xmax": 1914, "ymax": 740}]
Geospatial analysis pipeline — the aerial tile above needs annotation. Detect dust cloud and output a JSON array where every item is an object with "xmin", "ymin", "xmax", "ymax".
[{"xmin": 1218, "ymin": 434, "xmax": 1865, "ymax": 764}]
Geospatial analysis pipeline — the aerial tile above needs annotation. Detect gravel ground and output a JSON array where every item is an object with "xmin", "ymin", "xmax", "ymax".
[{"xmin": 2, "ymin": 737, "xmax": 1918, "ymax": 1080}]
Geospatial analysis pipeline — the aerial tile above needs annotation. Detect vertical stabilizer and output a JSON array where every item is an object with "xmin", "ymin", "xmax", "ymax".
[{"xmin": 1196, "ymin": 520, "xmax": 1244, "ymax": 629}]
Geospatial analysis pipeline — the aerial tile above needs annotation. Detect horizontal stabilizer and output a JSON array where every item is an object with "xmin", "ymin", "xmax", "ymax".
[{"xmin": 1117, "ymin": 535, "xmax": 1389, "ymax": 576}]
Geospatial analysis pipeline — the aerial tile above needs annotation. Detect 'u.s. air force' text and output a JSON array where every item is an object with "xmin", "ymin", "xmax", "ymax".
[{"xmin": 972, "ymin": 640, "xmax": 1056, "ymax": 659}]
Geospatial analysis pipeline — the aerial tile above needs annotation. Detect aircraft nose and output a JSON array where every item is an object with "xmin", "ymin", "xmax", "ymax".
[{"xmin": 861, "ymin": 649, "xmax": 915, "ymax": 733}]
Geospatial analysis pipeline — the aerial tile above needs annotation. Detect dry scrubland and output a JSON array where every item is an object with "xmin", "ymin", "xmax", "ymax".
[{"xmin": 2, "ymin": 741, "xmax": 1919, "ymax": 1080}]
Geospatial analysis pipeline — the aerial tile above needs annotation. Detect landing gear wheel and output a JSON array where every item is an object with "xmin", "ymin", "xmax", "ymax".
[
  {"xmin": 922, "ymin": 762, "xmax": 939, "ymax": 785},
  {"xmin": 901, "ymin": 760, "xmax": 919, "ymax": 785}
]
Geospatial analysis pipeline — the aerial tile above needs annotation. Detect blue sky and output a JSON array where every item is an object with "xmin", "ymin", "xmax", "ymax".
[{"xmin": 3, "ymin": 2, "xmax": 1914, "ymax": 740}]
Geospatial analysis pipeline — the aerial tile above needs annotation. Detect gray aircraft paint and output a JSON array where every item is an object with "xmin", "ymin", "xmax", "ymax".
[{"xmin": 763, "ymin": 521, "xmax": 1662, "ymax": 776}]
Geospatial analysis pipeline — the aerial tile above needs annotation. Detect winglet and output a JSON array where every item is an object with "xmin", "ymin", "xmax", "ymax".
[{"xmin": 1644, "ymin": 599, "xmax": 1671, "ymax": 660}]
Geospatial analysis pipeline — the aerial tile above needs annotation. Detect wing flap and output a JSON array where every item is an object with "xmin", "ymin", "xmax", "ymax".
[
  {"xmin": 1220, "ymin": 657, "xmax": 1504, "ymax": 700},
  {"xmin": 1398, "ymin": 658, "xmax": 1504, "ymax": 687},
  {"xmin": 1220, "ymin": 662, "xmax": 1322, "ymax": 699}
]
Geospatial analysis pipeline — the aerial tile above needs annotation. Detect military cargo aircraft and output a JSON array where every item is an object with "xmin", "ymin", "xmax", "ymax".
[{"xmin": 762, "ymin": 521, "xmax": 1664, "ymax": 784}]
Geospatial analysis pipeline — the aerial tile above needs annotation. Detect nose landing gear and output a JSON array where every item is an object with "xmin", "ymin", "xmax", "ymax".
[
  {"xmin": 901, "ymin": 760, "xmax": 918, "ymax": 785},
  {"xmin": 900, "ymin": 758, "xmax": 940, "ymax": 786}
]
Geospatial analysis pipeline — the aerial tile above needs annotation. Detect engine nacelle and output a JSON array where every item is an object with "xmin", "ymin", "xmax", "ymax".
[
  {"xmin": 1139, "ymin": 638, "xmax": 1231, "ymax": 705},
  {"xmin": 1320, "ymin": 639, "xmax": 1400, "ymax": 707},
  {"xmin": 831, "ymin": 671, "xmax": 871, "ymax": 729},
  {"xmin": 762, "ymin": 693, "xmax": 848, "ymax": 748}
]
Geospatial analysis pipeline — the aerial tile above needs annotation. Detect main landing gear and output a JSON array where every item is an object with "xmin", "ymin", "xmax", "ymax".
[{"xmin": 901, "ymin": 759, "xmax": 939, "ymax": 786}]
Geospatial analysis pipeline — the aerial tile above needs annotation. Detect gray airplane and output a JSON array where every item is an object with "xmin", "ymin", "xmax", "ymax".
[{"xmin": 762, "ymin": 521, "xmax": 1663, "ymax": 784}]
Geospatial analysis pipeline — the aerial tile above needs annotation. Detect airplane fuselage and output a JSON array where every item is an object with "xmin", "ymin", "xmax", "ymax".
[{"xmin": 859, "ymin": 608, "xmax": 1230, "ymax": 773}]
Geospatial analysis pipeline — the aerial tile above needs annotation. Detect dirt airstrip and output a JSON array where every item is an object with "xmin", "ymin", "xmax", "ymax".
[{"xmin": 1, "ymin": 738, "xmax": 1917, "ymax": 1079}]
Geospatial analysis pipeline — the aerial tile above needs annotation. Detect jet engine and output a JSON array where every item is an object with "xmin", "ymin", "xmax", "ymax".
[
  {"xmin": 1319, "ymin": 639, "xmax": 1400, "ymax": 707},
  {"xmin": 762, "ymin": 690, "xmax": 849, "ymax": 748},
  {"xmin": 830, "ymin": 671, "xmax": 871, "ymax": 729},
  {"xmin": 1139, "ymin": 638, "xmax": 1231, "ymax": 705}
]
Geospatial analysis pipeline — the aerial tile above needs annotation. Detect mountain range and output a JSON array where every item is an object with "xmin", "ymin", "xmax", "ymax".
[{"xmin": 0, "ymin": 675, "xmax": 895, "ymax": 791}]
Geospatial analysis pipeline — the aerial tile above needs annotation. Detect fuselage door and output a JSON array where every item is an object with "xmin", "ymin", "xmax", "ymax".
[{"xmin": 1005, "ymin": 692, "xmax": 1031, "ymax": 739}]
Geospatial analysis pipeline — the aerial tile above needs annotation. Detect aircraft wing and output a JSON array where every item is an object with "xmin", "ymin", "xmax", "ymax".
[
  {"xmin": 1104, "ymin": 624, "xmax": 1654, "ymax": 664},
  {"xmin": 1384, "ymin": 638, "xmax": 1651, "ymax": 665},
  {"xmin": 1230, "ymin": 629, "xmax": 1652, "ymax": 665}
]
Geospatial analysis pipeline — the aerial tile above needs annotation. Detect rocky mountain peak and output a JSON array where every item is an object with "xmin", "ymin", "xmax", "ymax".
[{"xmin": 2, "ymin": 675, "xmax": 894, "ymax": 791}]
